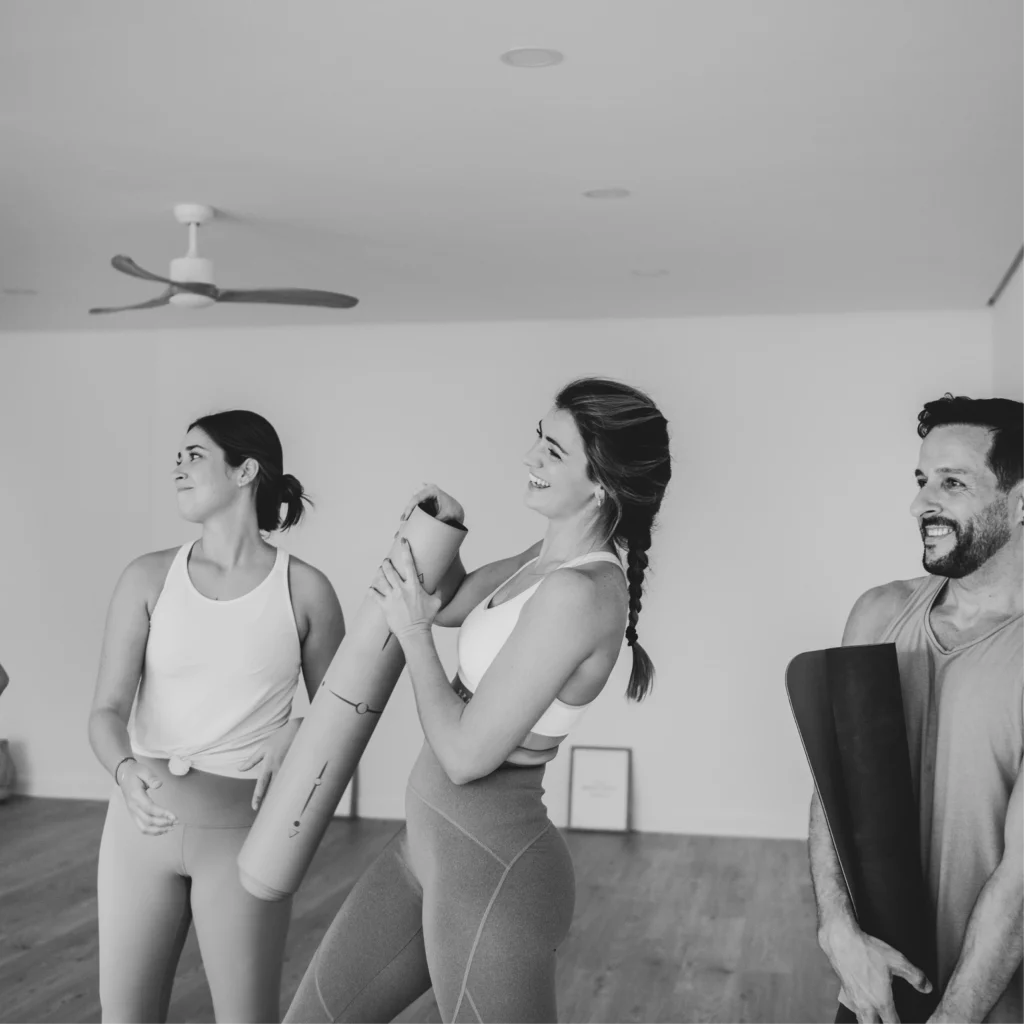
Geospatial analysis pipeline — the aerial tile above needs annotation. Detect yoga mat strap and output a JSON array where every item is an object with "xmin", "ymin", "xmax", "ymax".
[{"xmin": 331, "ymin": 694, "xmax": 383, "ymax": 715}]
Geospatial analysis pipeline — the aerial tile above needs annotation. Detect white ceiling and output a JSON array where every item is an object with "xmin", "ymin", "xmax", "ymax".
[{"xmin": 1, "ymin": 0, "xmax": 1020, "ymax": 331}]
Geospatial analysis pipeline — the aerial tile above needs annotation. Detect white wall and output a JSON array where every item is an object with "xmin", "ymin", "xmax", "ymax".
[
  {"xmin": 0, "ymin": 310, "xmax": 992, "ymax": 838},
  {"xmin": 992, "ymin": 260, "xmax": 1023, "ymax": 400}
]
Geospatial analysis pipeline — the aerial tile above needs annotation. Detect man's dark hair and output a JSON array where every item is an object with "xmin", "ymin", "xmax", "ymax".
[{"xmin": 917, "ymin": 394, "xmax": 1022, "ymax": 492}]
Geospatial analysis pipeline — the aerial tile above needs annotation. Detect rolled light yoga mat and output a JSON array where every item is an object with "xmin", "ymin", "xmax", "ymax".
[
  {"xmin": 238, "ymin": 502, "xmax": 467, "ymax": 901},
  {"xmin": 786, "ymin": 644, "xmax": 938, "ymax": 1024}
]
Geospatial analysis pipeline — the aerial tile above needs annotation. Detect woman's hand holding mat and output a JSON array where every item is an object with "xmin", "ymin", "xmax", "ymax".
[
  {"xmin": 400, "ymin": 482, "xmax": 464, "ymax": 526},
  {"xmin": 371, "ymin": 539, "xmax": 441, "ymax": 640}
]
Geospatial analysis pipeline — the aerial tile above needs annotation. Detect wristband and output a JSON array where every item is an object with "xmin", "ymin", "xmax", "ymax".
[{"xmin": 113, "ymin": 755, "xmax": 137, "ymax": 786}]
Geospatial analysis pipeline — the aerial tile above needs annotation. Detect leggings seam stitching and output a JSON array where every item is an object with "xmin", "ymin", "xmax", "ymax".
[
  {"xmin": 407, "ymin": 785, "xmax": 508, "ymax": 867},
  {"xmin": 312, "ymin": 945, "xmax": 335, "ymax": 1023},
  {"xmin": 322, "ymin": 924, "xmax": 426, "ymax": 1021},
  {"xmin": 451, "ymin": 823, "xmax": 553, "ymax": 1022},
  {"xmin": 466, "ymin": 988, "xmax": 483, "ymax": 1023}
]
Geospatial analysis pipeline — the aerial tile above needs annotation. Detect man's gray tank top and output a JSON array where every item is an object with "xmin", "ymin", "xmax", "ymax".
[{"xmin": 877, "ymin": 574, "xmax": 1022, "ymax": 1023}]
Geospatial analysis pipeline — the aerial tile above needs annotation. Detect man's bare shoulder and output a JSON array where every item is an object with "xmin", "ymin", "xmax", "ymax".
[{"xmin": 843, "ymin": 577, "xmax": 930, "ymax": 645}]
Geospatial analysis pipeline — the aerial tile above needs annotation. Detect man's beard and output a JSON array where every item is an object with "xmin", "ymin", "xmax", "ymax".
[{"xmin": 922, "ymin": 497, "xmax": 1011, "ymax": 578}]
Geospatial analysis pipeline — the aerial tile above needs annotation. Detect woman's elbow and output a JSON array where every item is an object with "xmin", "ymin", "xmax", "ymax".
[
  {"xmin": 432, "ymin": 604, "xmax": 467, "ymax": 630},
  {"xmin": 443, "ymin": 758, "xmax": 478, "ymax": 787},
  {"xmin": 441, "ymin": 749, "xmax": 492, "ymax": 787},
  {"xmin": 88, "ymin": 704, "xmax": 111, "ymax": 724},
  {"xmin": 86, "ymin": 706, "xmax": 104, "ymax": 738},
  {"xmin": 88, "ymin": 703, "xmax": 125, "ymax": 736}
]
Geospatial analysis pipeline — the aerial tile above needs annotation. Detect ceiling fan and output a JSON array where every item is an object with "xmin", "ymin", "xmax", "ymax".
[{"xmin": 89, "ymin": 203, "xmax": 359, "ymax": 314}]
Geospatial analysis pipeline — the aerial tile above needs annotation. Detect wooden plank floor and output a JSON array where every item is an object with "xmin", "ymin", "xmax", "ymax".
[{"xmin": 0, "ymin": 797, "xmax": 838, "ymax": 1023}]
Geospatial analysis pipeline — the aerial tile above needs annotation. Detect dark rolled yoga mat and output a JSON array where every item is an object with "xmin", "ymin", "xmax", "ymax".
[{"xmin": 786, "ymin": 643, "xmax": 938, "ymax": 1023}]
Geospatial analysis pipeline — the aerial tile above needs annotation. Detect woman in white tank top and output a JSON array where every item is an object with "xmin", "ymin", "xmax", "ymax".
[
  {"xmin": 285, "ymin": 378, "xmax": 673, "ymax": 1024},
  {"xmin": 88, "ymin": 410, "xmax": 346, "ymax": 1024}
]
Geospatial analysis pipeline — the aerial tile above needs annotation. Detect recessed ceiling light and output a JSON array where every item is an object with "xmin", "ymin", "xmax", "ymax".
[
  {"xmin": 631, "ymin": 269, "xmax": 669, "ymax": 277},
  {"xmin": 500, "ymin": 48, "xmax": 564, "ymax": 68},
  {"xmin": 583, "ymin": 188, "xmax": 631, "ymax": 200},
  {"xmin": 3, "ymin": 288, "xmax": 37, "ymax": 296}
]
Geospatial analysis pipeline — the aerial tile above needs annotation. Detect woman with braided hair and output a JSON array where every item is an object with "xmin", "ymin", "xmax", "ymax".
[
  {"xmin": 285, "ymin": 377, "xmax": 671, "ymax": 1024},
  {"xmin": 554, "ymin": 377, "xmax": 671, "ymax": 701}
]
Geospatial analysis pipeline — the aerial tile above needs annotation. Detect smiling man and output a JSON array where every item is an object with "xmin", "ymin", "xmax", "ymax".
[{"xmin": 809, "ymin": 394, "xmax": 1023, "ymax": 1024}]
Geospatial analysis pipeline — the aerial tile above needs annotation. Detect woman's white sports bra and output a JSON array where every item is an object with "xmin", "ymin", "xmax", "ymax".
[{"xmin": 455, "ymin": 551, "xmax": 626, "ymax": 737}]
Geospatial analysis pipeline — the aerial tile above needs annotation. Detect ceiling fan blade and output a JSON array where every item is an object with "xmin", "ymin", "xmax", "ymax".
[
  {"xmin": 89, "ymin": 288, "xmax": 175, "ymax": 315},
  {"xmin": 110, "ymin": 255, "xmax": 216, "ymax": 296},
  {"xmin": 111, "ymin": 254, "xmax": 177, "ymax": 285},
  {"xmin": 215, "ymin": 287, "xmax": 359, "ymax": 309}
]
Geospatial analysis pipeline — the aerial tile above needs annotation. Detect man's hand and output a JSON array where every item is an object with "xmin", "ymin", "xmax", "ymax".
[{"xmin": 822, "ymin": 918, "xmax": 933, "ymax": 1023}]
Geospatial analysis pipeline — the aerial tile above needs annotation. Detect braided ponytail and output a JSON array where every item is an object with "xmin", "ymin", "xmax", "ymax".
[
  {"xmin": 554, "ymin": 377, "xmax": 671, "ymax": 703},
  {"xmin": 625, "ymin": 528, "xmax": 655, "ymax": 700}
]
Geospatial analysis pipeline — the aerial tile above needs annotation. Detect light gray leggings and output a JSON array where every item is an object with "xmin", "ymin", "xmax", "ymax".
[
  {"xmin": 96, "ymin": 756, "xmax": 292, "ymax": 1023},
  {"xmin": 285, "ymin": 742, "xmax": 576, "ymax": 1024}
]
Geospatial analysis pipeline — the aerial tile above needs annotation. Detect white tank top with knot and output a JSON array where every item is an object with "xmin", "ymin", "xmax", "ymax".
[
  {"xmin": 129, "ymin": 542, "xmax": 302, "ymax": 778},
  {"xmin": 456, "ymin": 550, "xmax": 627, "ymax": 738}
]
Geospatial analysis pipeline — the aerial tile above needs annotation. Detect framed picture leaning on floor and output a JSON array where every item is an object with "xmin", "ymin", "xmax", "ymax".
[{"xmin": 567, "ymin": 745, "xmax": 632, "ymax": 832}]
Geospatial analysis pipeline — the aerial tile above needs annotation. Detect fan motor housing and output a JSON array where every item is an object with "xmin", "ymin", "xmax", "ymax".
[{"xmin": 169, "ymin": 256, "xmax": 216, "ymax": 308}]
